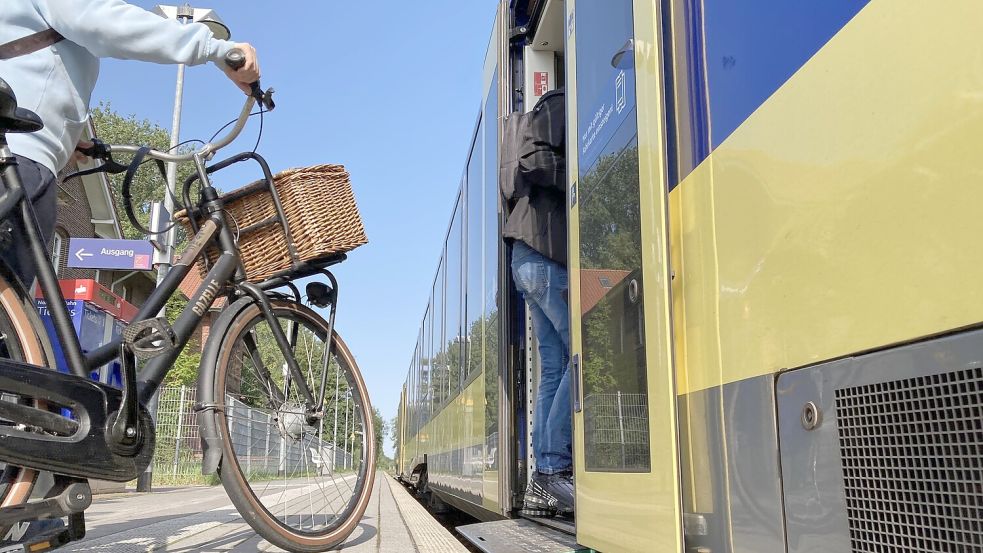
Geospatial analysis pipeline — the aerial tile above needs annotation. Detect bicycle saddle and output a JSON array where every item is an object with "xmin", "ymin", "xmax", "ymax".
[{"xmin": 0, "ymin": 77, "xmax": 43, "ymax": 134}]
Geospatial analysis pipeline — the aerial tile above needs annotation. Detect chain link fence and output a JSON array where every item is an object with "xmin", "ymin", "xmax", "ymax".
[
  {"xmin": 583, "ymin": 392, "xmax": 650, "ymax": 471},
  {"xmin": 152, "ymin": 385, "xmax": 354, "ymax": 485}
]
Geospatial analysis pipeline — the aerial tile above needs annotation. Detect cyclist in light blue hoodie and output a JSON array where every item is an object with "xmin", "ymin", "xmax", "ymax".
[{"xmin": 0, "ymin": 0, "xmax": 260, "ymax": 289}]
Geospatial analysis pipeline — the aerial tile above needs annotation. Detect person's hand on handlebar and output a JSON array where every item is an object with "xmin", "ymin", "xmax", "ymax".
[
  {"xmin": 221, "ymin": 43, "xmax": 261, "ymax": 95},
  {"xmin": 71, "ymin": 140, "xmax": 95, "ymax": 165}
]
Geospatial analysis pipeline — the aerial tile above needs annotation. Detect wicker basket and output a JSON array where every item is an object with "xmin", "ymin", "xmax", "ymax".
[{"xmin": 175, "ymin": 164, "xmax": 367, "ymax": 282}]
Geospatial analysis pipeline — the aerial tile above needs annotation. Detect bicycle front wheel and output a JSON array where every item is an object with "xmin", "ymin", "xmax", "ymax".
[{"xmin": 212, "ymin": 299, "xmax": 375, "ymax": 552}]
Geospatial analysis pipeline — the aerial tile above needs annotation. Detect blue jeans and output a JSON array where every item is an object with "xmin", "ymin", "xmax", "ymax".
[{"xmin": 510, "ymin": 241, "xmax": 571, "ymax": 475}]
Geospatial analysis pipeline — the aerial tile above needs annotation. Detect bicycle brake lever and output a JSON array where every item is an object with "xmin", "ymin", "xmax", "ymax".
[
  {"xmin": 253, "ymin": 85, "xmax": 275, "ymax": 111},
  {"xmin": 75, "ymin": 137, "xmax": 109, "ymax": 158},
  {"xmin": 64, "ymin": 140, "xmax": 129, "ymax": 180}
]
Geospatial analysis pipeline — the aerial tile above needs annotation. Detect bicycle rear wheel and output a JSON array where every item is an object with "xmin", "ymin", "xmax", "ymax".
[
  {"xmin": 212, "ymin": 299, "xmax": 375, "ymax": 552},
  {"xmin": 0, "ymin": 271, "xmax": 54, "ymax": 518}
]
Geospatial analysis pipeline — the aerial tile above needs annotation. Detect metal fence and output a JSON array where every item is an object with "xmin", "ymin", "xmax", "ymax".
[
  {"xmin": 152, "ymin": 385, "xmax": 354, "ymax": 485},
  {"xmin": 583, "ymin": 392, "xmax": 650, "ymax": 471}
]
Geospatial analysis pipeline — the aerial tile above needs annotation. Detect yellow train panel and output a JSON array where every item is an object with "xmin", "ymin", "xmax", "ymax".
[{"xmin": 671, "ymin": 0, "xmax": 983, "ymax": 395}]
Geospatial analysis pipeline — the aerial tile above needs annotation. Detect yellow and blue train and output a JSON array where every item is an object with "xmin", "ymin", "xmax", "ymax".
[{"xmin": 396, "ymin": 1, "xmax": 983, "ymax": 551}]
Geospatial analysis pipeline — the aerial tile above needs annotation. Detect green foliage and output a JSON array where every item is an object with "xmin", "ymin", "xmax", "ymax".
[
  {"xmin": 578, "ymin": 145, "xmax": 642, "ymax": 271},
  {"xmin": 578, "ymin": 145, "xmax": 643, "ymax": 397},
  {"xmin": 372, "ymin": 407, "xmax": 386, "ymax": 462},
  {"xmin": 88, "ymin": 104, "xmax": 212, "ymax": 387},
  {"xmin": 376, "ymin": 452, "xmax": 394, "ymax": 472},
  {"xmin": 481, "ymin": 310, "xmax": 499, "ymax": 437},
  {"xmin": 163, "ymin": 287, "xmax": 201, "ymax": 387},
  {"xmin": 389, "ymin": 415, "xmax": 399, "ymax": 458},
  {"xmin": 90, "ymin": 102, "xmax": 196, "ymax": 240}
]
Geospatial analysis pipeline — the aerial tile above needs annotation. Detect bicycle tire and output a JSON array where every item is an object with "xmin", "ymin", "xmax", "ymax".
[
  {"xmin": 210, "ymin": 299, "xmax": 375, "ymax": 552},
  {"xmin": 0, "ymin": 270, "xmax": 56, "ymax": 520}
]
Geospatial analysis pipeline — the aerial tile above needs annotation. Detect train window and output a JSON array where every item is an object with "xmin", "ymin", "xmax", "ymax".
[
  {"xmin": 482, "ymin": 78, "xmax": 500, "ymax": 459},
  {"xmin": 432, "ymin": 260, "xmax": 446, "ymax": 409},
  {"xmin": 466, "ymin": 119, "xmax": 484, "ymax": 380},
  {"xmin": 410, "ymin": 344, "xmax": 416, "ymax": 436},
  {"xmin": 446, "ymin": 198, "xmax": 464, "ymax": 396},
  {"xmin": 576, "ymin": 0, "xmax": 650, "ymax": 473},
  {"xmin": 422, "ymin": 305, "xmax": 432, "ymax": 424},
  {"xmin": 664, "ymin": 0, "xmax": 868, "ymax": 182},
  {"xmin": 575, "ymin": 0, "xmax": 637, "ymax": 174},
  {"xmin": 411, "ymin": 332, "xmax": 416, "ymax": 434}
]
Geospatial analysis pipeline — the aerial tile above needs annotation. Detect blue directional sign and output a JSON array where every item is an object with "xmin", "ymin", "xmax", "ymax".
[{"xmin": 67, "ymin": 238, "xmax": 155, "ymax": 270}]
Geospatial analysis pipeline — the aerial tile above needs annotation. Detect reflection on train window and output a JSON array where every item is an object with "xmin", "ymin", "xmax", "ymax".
[
  {"xmin": 446, "ymin": 198, "xmax": 464, "ymax": 397},
  {"xmin": 432, "ymin": 259, "xmax": 445, "ymax": 409},
  {"xmin": 420, "ymin": 313, "xmax": 430, "ymax": 432},
  {"xmin": 575, "ymin": 0, "xmax": 637, "ymax": 172},
  {"xmin": 577, "ymin": 0, "xmax": 649, "ymax": 473},
  {"xmin": 483, "ymin": 78, "xmax": 501, "ymax": 465},
  {"xmin": 579, "ymin": 131, "xmax": 650, "ymax": 473},
  {"xmin": 424, "ymin": 299, "xmax": 433, "ymax": 417},
  {"xmin": 466, "ymin": 117, "xmax": 484, "ymax": 382}
]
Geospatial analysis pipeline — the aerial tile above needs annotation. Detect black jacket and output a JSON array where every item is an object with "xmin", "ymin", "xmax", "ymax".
[{"xmin": 501, "ymin": 89, "xmax": 567, "ymax": 266}]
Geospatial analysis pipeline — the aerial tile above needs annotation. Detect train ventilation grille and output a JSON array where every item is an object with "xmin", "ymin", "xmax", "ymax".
[{"xmin": 834, "ymin": 366, "xmax": 983, "ymax": 552}]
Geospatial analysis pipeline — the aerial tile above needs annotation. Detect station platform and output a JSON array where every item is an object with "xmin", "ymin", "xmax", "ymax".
[{"xmin": 61, "ymin": 472, "xmax": 468, "ymax": 552}]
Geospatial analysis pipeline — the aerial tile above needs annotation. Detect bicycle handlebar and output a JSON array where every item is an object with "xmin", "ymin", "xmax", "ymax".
[
  {"xmin": 109, "ymin": 96, "xmax": 256, "ymax": 162},
  {"xmin": 101, "ymin": 49, "xmax": 272, "ymax": 164}
]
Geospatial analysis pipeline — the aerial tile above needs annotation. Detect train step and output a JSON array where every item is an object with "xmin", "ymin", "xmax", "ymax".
[{"xmin": 456, "ymin": 518, "xmax": 590, "ymax": 553}]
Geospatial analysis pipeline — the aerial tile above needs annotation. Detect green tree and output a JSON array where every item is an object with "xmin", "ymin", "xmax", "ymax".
[
  {"xmin": 372, "ymin": 407, "xmax": 386, "ymax": 464},
  {"xmin": 578, "ymin": 145, "xmax": 643, "ymax": 397},
  {"xmin": 90, "ymin": 103, "xmax": 205, "ymax": 385},
  {"xmin": 162, "ymin": 294, "xmax": 200, "ymax": 387},
  {"xmin": 90, "ymin": 102, "xmax": 196, "ymax": 240},
  {"xmin": 389, "ymin": 415, "xmax": 399, "ymax": 461}
]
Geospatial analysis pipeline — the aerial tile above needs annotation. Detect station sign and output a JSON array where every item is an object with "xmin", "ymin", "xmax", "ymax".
[
  {"xmin": 67, "ymin": 238, "xmax": 155, "ymax": 270},
  {"xmin": 34, "ymin": 279, "xmax": 138, "ymax": 322}
]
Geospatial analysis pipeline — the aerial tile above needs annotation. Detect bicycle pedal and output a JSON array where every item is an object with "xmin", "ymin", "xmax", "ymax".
[
  {"xmin": 122, "ymin": 317, "xmax": 177, "ymax": 359},
  {"xmin": 0, "ymin": 476, "xmax": 89, "ymax": 529},
  {"xmin": 0, "ymin": 513, "xmax": 85, "ymax": 553}
]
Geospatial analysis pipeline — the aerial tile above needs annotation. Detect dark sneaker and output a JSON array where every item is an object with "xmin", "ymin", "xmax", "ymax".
[{"xmin": 521, "ymin": 471, "xmax": 574, "ymax": 517}]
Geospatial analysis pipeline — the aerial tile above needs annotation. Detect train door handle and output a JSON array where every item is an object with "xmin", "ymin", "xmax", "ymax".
[{"xmin": 572, "ymin": 353, "xmax": 582, "ymax": 413}]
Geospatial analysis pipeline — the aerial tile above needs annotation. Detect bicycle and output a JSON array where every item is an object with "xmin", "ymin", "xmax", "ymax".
[{"xmin": 0, "ymin": 50, "xmax": 375, "ymax": 552}]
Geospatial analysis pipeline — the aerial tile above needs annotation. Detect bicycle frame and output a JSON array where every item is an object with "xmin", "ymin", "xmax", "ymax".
[{"xmin": 0, "ymin": 140, "xmax": 337, "ymax": 412}]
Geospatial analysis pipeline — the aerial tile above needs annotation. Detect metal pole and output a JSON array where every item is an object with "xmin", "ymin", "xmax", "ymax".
[
  {"xmin": 617, "ymin": 391, "xmax": 626, "ymax": 469},
  {"xmin": 264, "ymin": 412, "xmax": 271, "ymax": 474},
  {"xmin": 279, "ymin": 427, "xmax": 287, "ymax": 476},
  {"xmin": 172, "ymin": 385, "xmax": 186, "ymax": 477},
  {"xmin": 332, "ymin": 369, "xmax": 339, "ymax": 446},
  {"xmin": 318, "ymin": 415, "xmax": 325, "ymax": 475},
  {"xmin": 343, "ymin": 396, "xmax": 350, "ymax": 469},
  {"xmin": 349, "ymin": 398, "xmax": 356, "ymax": 469},
  {"xmin": 138, "ymin": 7, "xmax": 191, "ymax": 494},
  {"xmin": 246, "ymin": 406, "xmax": 253, "ymax": 477}
]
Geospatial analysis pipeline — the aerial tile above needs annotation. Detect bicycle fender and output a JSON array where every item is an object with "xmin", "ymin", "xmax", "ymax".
[{"xmin": 195, "ymin": 296, "xmax": 255, "ymax": 476}]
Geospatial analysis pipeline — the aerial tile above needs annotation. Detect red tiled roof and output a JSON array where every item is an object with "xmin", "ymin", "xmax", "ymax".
[{"xmin": 580, "ymin": 268, "xmax": 631, "ymax": 315}]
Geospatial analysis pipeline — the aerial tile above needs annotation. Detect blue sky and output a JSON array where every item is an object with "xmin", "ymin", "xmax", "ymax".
[{"xmin": 93, "ymin": 1, "xmax": 499, "ymax": 456}]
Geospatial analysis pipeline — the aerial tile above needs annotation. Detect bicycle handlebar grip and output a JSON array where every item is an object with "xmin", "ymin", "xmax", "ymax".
[{"xmin": 225, "ymin": 49, "xmax": 246, "ymax": 71}]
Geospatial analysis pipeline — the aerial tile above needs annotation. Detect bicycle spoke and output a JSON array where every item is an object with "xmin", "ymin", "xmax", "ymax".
[{"xmin": 218, "ymin": 304, "xmax": 370, "ymax": 539}]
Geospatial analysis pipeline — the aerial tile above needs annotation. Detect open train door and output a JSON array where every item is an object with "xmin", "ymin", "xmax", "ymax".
[{"xmin": 567, "ymin": 1, "xmax": 683, "ymax": 551}]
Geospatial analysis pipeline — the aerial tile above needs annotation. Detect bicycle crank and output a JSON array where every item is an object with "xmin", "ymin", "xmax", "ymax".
[{"xmin": 0, "ymin": 358, "xmax": 154, "ymax": 482}]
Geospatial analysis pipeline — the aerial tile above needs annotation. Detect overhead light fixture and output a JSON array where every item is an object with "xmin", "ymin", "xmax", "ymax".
[{"xmin": 153, "ymin": 4, "xmax": 231, "ymax": 40}]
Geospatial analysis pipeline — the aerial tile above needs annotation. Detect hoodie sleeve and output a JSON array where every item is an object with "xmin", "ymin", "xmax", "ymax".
[{"xmin": 35, "ymin": 0, "xmax": 234, "ymax": 65}]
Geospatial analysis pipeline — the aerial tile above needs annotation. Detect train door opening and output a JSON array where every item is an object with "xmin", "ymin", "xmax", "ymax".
[{"xmin": 509, "ymin": 0, "xmax": 575, "ymax": 526}]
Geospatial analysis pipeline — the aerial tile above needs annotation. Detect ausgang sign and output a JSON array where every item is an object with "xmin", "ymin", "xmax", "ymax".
[{"xmin": 67, "ymin": 238, "xmax": 155, "ymax": 271}]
